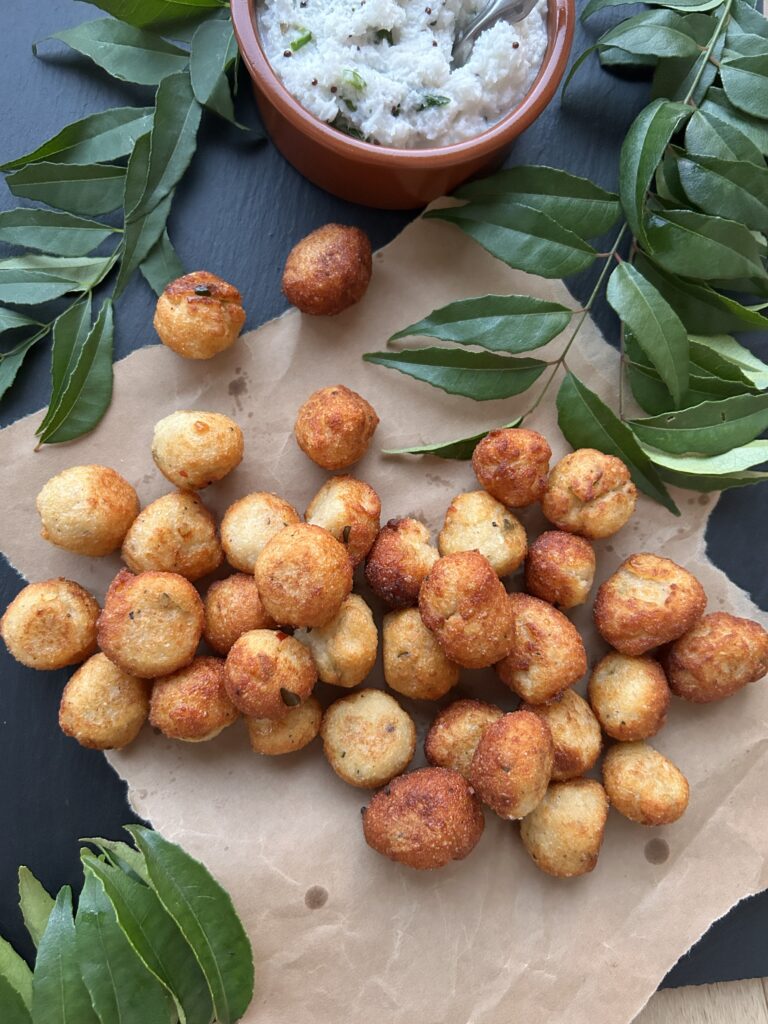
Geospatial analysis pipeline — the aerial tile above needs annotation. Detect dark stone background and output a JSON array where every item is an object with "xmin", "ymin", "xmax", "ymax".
[{"xmin": 1, "ymin": 0, "xmax": 766, "ymax": 990}]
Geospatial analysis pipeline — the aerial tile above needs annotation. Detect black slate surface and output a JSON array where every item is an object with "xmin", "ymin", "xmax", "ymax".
[{"xmin": 1, "ymin": 0, "xmax": 766, "ymax": 992}]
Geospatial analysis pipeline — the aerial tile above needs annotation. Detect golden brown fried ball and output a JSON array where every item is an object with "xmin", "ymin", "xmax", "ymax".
[
  {"xmin": 152, "ymin": 411, "xmax": 244, "ymax": 490},
  {"xmin": 246, "ymin": 696, "xmax": 322, "ymax": 755},
  {"xmin": 365, "ymin": 517, "xmax": 439, "ymax": 609},
  {"xmin": 255, "ymin": 523, "xmax": 353, "ymax": 628},
  {"xmin": 295, "ymin": 594, "xmax": 377, "ymax": 688},
  {"xmin": 520, "ymin": 779, "xmax": 609, "ymax": 878},
  {"xmin": 36, "ymin": 465, "xmax": 139, "ymax": 557},
  {"xmin": 542, "ymin": 449, "xmax": 637, "ymax": 539},
  {"xmin": 594, "ymin": 553, "xmax": 707, "ymax": 656},
  {"xmin": 282, "ymin": 224, "xmax": 372, "ymax": 316},
  {"xmin": 224, "ymin": 629, "xmax": 316, "ymax": 719},
  {"xmin": 59, "ymin": 653, "xmax": 149, "ymax": 750},
  {"xmin": 122, "ymin": 491, "xmax": 222, "ymax": 582},
  {"xmin": 1, "ymin": 579, "xmax": 98, "ymax": 671},
  {"xmin": 469, "ymin": 710, "xmax": 554, "ymax": 819},
  {"xmin": 294, "ymin": 385, "xmax": 379, "ymax": 470},
  {"xmin": 524, "ymin": 531, "xmax": 596, "ymax": 609},
  {"xmin": 588, "ymin": 652, "xmax": 670, "ymax": 741},
  {"xmin": 664, "ymin": 612, "xmax": 768, "ymax": 703},
  {"xmin": 419, "ymin": 551, "xmax": 514, "ymax": 669},
  {"xmin": 203, "ymin": 573, "xmax": 275, "ymax": 655},
  {"xmin": 305, "ymin": 476, "xmax": 381, "ymax": 567},
  {"xmin": 602, "ymin": 741, "xmax": 689, "ymax": 826},
  {"xmin": 149, "ymin": 656, "xmax": 238, "ymax": 742},
  {"xmin": 153, "ymin": 271, "xmax": 246, "ymax": 360},
  {"xmin": 362, "ymin": 766, "xmax": 484, "ymax": 870},
  {"xmin": 320, "ymin": 689, "xmax": 416, "ymax": 789},
  {"xmin": 97, "ymin": 569, "xmax": 204, "ymax": 679},
  {"xmin": 220, "ymin": 492, "xmax": 300, "ymax": 574},
  {"xmin": 424, "ymin": 699, "xmax": 503, "ymax": 778},
  {"xmin": 496, "ymin": 594, "xmax": 587, "ymax": 704},
  {"xmin": 383, "ymin": 608, "xmax": 460, "ymax": 701},
  {"xmin": 522, "ymin": 689, "xmax": 602, "ymax": 781},
  {"xmin": 438, "ymin": 491, "xmax": 527, "ymax": 577},
  {"xmin": 472, "ymin": 428, "xmax": 552, "ymax": 508}
]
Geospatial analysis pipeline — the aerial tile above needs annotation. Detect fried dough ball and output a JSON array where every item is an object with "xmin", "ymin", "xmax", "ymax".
[
  {"xmin": 1, "ymin": 579, "xmax": 98, "ymax": 671},
  {"xmin": 594, "ymin": 553, "xmax": 707, "ymax": 656},
  {"xmin": 469, "ymin": 711, "xmax": 554, "ymax": 819},
  {"xmin": 295, "ymin": 594, "xmax": 378, "ymax": 688},
  {"xmin": 220, "ymin": 492, "xmax": 300, "ymax": 574},
  {"xmin": 521, "ymin": 779, "xmax": 610, "ymax": 878},
  {"xmin": 320, "ymin": 689, "xmax": 416, "ymax": 789},
  {"xmin": 36, "ymin": 465, "xmax": 139, "ymax": 557},
  {"xmin": 542, "ymin": 449, "xmax": 637, "ymax": 539},
  {"xmin": 438, "ymin": 491, "xmax": 527, "ymax": 577},
  {"xmin": 664, "ymin": 612, "xmax": 768, "ymax": 703},
  {"xmin": 424, "ymin": 699, "xmax": 503, "ymax": 778},
  {"xmin": 383, "ymin": 608, "xmax": 460, "ymax": 701},
  {"xmin": 419, "ymin": 551, "xmax": 514, "ymax": 669},
  {"xmin": 602, "ymin": 741, "xmax": 689, "ymax": 826},
  {"xmin": 255, "ymin": 523, "xmax": 353, "ymax": 628},
  {"xmin": 365, "ymin": 517, "xmax": 439, "ymax": 609},
  {"xmin": 98, "ymin": 569, "xmax": 204, "ymax": 679},
  {"xmin": 149, "ymin": 656, "xmax": 238, "ymax": 742},
  {"xmin": 294, "ymin": 385, "xmax": 379, "ymax": 470},
  {"xmin": 524, "ymin": 531, "xmax": 596, "ymax": 610},
  {"xmin": 472, "ymin": 428, "xmax": 552, "ymax": 508},
  {"xmin": 59, "ymin": 653, "xmax": 149, "ymax": 750},
  {"xmin": 246, "ymin": 696, "xmax": 323, "ymax": 755},
  {"xmin": 121, "ymin": 491, "xmax": 222, "ymax": 582},
  {"xmin": 153, "ymin": 271, "xmax": 246, "ymax": 360},
  {"xmin": 522, "ymin": 689, "xmax": 602, "ymax": 781},
  {"xmin": 496, "ymin": 594, "xmax": 587, "ymax": 704},
  {"xmin": 224, "ymin": 629, "xmax": 317, "ymax": 719},
  {"xmin": 588, "ymin": 652, "xmax": 670, "ymax": 741},
  {"xmin": 362, "ymin": 767, "xmax": 484, "ymax": 870},
  {"xmin": 152, "ymin": 411, "xmax": 244, "ymax": 490},
  {"xmin": 282, "ymin": 224, "xmax": 372, "ymax": 316},
  {"xmin": 203, "ymin": 573, "xmax": 275, "ymax": 655},
  {"xmin": 305, "ymin": 476, "xmax": 381, "ymax": 567}
]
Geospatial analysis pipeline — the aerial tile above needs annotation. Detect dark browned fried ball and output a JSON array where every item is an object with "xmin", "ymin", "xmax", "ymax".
[
  {"xmin": 424, "ymin": 699, "xmax": 503, "ymax": 778},
  {"xmin": 294, "ymin": 385, "xmax": 379, "ymax": 470},
  {"xmin": 149, "ymin": 656, "xmax": 238, "ymax": 742},
  {"xmin": 541, "ymin": 449, "xmax": 637, "ymax": 539},
  {"xmin": 602, "ymin": 741, "xmax": 689, "ymax": 826},
  {"xmin": 1, "ymin": 579, "xmax": 99, "ymax": 671},
  {"xmin": 419, "ymin": 551, "xmax": 514, "ymax": 669},
  {"xmin": 153, "ymin": 271, "xmax": 246, "ymax": 360},
  {"xmin": 305, "ymin": 476, "xmax": 381, "ymax": 567},
  {"xmin": 320, "ymin": 689, "xmax": 416, "ymax": 788},
  {"xmin": 664, "ymin": 612, "xmax": 768, "ymax": 703},
  {"xmin": 588, "ymin": 652, "xmax": 670, "ymax": 741},
  {"xmin": 246, "ymin": 696, "xmax": 323, "ymax": 755},
  {"xmin": 521, "ymin": 689, "xmax": 602, "ymax": 781},
  {"xmin": 224, "ymin": 628, "xmax": 317, "ymax": 719},
  {"xmin": 496, "ymin": 593, "xmax": 587, "ymax": 704},
  {"xmin": 362, "ymin": 766, "xmax": 484, "ymax": 869},
  {"xmin": 472, "ymin": 428, "xmax": 552, "ymax": 508},
  {"xmin": 59, "ymin": 653, "xmax": 149, "ymax": 750},
  {"xmin": 438, "ymin": 491, "xmax": 527, "ymax": 577},
  {"xmin": 524, "ymin": 531, "xmax": 596, "ymax": 609},
  {"xmin": 365, "ymin": 517, "xmax": 439, "ymax": 609},
  {"xmin": 469, "ymin": 711, "xmax": 554, "ymax": 819},
  {"xmin": 383, "ymin": 607, "xmax": 460, "ymax": 700},
  {"xmin": 121, "ymin": 491, "xmax": 222, "ymax": 582},
  {"xmin": 203, "ymin": 573, "xmax": 275, "ymax": 655},
  {"xmin": 36, "ymin": 465, "xmax": 139, "ymax": 557},
  {"xmin": 282, "ymin": 224, "xmax": 372, "ymax": 316},
  {"xmin": 594, "ymin": 553, "xmax": 706, "ymax": 656},
  {"xmin": 520, "ymin": 779, "xmax": 610, "ymax": 878}
]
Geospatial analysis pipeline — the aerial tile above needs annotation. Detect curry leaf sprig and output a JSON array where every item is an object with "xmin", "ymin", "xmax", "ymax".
[
  {"xmin": 0, "ymin": 826, "xmax": 254, "ymax": 1024},
  {"xmin": 364, "ymin": 0, "xmax": 768, "ymax": 512},
  {"xmin": 0, "ymin": 0, "xmax": 262, "ymax": 445}
]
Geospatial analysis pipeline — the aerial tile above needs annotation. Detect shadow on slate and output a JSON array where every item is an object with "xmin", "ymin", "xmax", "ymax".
[{"xmin": 0, "ymin": 0, "xmax": 766, "ymax": 989}]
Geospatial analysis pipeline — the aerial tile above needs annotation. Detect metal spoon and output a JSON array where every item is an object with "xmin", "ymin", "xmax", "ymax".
[{"xmin": 452, "ymin": 0, "xmax": 540, "ymax": 68}]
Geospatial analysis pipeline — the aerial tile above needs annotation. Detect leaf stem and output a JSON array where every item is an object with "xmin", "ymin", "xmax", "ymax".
[{"xmin": 681, "ymin": 0, "xmax": 732, "ymax": 107}]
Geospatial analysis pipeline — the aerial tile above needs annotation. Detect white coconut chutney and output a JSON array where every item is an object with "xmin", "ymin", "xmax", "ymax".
[{"xmin": 257, "ymin": 0, "xmax": 549, "ymax": 149}]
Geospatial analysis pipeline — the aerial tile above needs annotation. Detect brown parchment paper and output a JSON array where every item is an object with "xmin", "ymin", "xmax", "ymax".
[{"xmin": 1, "ymin": 213, "xmax": 767, "ymax": 1024}]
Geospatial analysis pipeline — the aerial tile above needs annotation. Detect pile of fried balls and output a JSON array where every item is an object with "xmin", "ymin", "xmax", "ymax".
[{"xmin": 3, "ymin": 268, "xmax": 768, "ymax": 879}]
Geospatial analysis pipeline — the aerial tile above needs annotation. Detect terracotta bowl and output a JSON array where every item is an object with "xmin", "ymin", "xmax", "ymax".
[{"xmin": 232, "ymin": 0, "xmax": 575, "ymax": 210}]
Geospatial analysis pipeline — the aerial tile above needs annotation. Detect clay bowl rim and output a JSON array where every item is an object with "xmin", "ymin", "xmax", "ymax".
[{"xmin": 231, "ymin": 0, "xmax": 576, "ymax": 168}]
